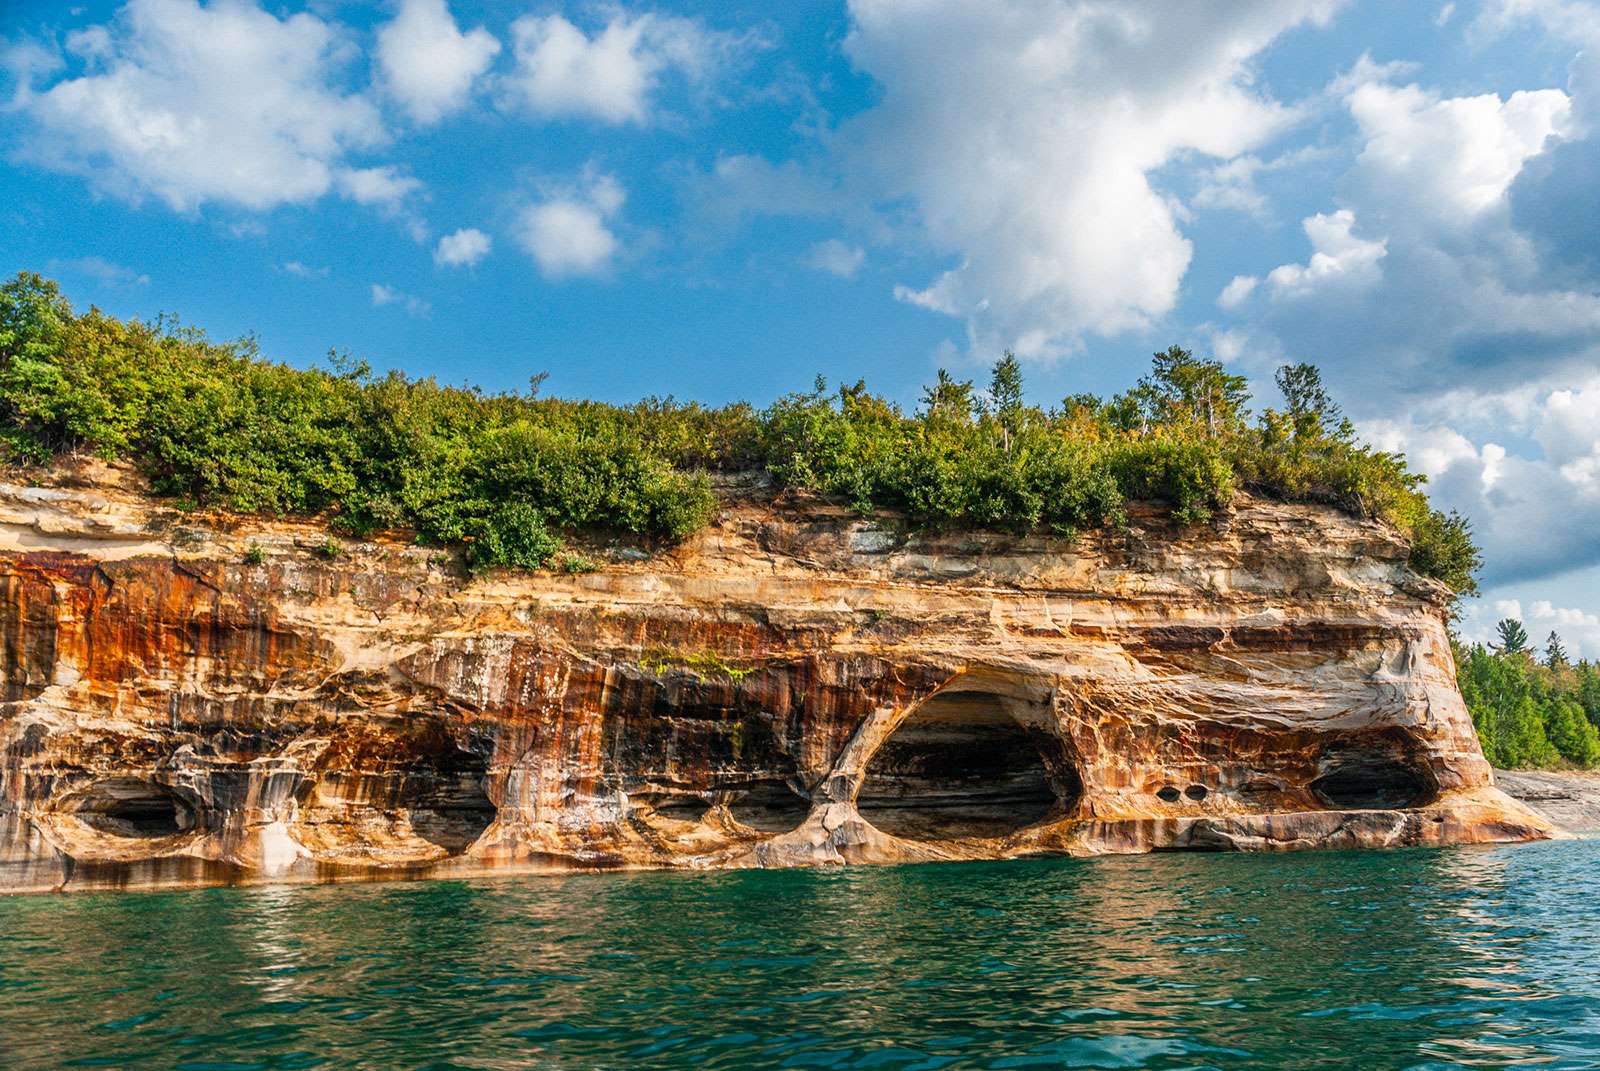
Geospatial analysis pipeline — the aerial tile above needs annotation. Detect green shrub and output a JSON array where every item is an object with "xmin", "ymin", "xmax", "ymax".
[{"xmin": 0, "ymin": 272, "xmax": 1476, "ymax": 595}]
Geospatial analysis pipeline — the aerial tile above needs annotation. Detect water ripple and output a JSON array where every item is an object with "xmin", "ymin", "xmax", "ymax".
[{"xmin": 3, "ymin": 841, "xmax": 1600, "ymax": 1069}]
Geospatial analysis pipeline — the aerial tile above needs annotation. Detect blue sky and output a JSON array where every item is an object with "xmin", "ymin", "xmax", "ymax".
[{"xmin": 4, "ymin": 0, "xmax": 1600, "ymax": 654}]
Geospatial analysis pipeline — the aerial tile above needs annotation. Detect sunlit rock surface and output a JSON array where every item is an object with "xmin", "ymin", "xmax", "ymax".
[{"xmin": 0, "ymin": 465, "xmax": 1555, "ymax": 892}]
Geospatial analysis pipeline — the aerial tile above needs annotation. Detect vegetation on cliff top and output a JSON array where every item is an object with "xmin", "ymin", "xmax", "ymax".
[
  {"xmin": 1458, "ymin": 621, "xmax": 1600, "ymax": 769},
  {"xmin": 0, "ymin": 271, "xmax": 1476, "ymax": 593}
]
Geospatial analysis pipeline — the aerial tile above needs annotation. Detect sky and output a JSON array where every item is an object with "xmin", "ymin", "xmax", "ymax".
[{"xmin": 3, "ymin": 0, "xmax": 1600, "ymax": 655}]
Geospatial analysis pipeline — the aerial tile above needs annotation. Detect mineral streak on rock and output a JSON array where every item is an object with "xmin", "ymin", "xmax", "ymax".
[{"xmin": 0, "ymin": 468, "xmax": 1556, "ymax": 892}]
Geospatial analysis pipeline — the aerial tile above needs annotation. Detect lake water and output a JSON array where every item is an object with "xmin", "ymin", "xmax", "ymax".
[{"xmin": 2, "ymin": 841, "xmax": 1598, "ymax": 1069}]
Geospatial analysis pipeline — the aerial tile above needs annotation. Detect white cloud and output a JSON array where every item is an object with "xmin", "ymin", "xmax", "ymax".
[
  {"xmin": 515, "ymin": 171, "xmax": 624, "ymax": 279},
  {"xmin": 1361, "ymin": 378, "xmax": 1600, "ymax": 586},
  {"xmin": 334, "ymin": 165, "xmax": 422, "ymax": 208},
  {"xmin": 1264, "ymin": 210, "xmax": 1387, "ymax": 297},
  {"xmin": 281, "ymin": 260, "xmax": 330, "ymax": 278},
  {"xmin": 370, "ymin": 282, "xmax": 430, "ymax": 317},
  {"xmin": 1218, "ymin": 275, "xmax": 1258, "ymax": 309},
  {"xmin": 1460, "ymin": 596, "xmax": 1600, "ymax": 660},
  {"xmin": 806, "ymin": 239, "xmax": 865, "ymax": 278},
  {"xmin": 1193, "ymin": 155, "xmax": 1272, "ymax": 217},
  {"xmin": 49, "ymin": 256, "xmax": 149, "ymax": 286},
  {"xmin": 8, "ymin": 0, "xmax": 389, "ymax": 212},
  {"xmin": 502, "ymin": 12, "xmax": 744, "ymax": 124},
  {"xmin": 843, "ymin": 0, "xmax": 1343, "ymax": 360},
  {"xmin": 1344, "ymin": 78, "xmax": 1571, "ymax": 221},
  {"xmin": 1221, "ymin": 40, "xmax": 1600, "ymax": 420},
  {"xmin": 376, "ymin": 0, "xmax": 500, "ymax": 126},
  {"xmin": 434, "ymin": 227, "xmax": 492, "ymax": 268}
]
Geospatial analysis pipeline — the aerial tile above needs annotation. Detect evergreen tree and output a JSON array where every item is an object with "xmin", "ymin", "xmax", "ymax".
[
  {"xmin": 1273, "ymin": 362, "xmax": 1344, "ymax": 439},
  {"xmin": 1545, "ymin": 630, "xmax": 1569, "ymax": 667},
  {"xmin": 1494, "ymin": 618, "xmax": 1530, "ymax": 655},
  {"xmin": 988, "ymin": 352, "xmax": 1025, "ymax": 452},
  {"xmin": 920, "ymin": 369, "xmax": 976, "ymax": 425},
  {"xmin": 1547, "ymin": 699, "xmax": 1600, "ymax": 766},
  {"xmin": 1502, "ymin": 695, "xmax": 1558, "ymax": 767}
]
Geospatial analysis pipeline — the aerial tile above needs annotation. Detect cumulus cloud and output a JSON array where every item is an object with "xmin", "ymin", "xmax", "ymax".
[
  {"xmin": 6, "ymin": 0, "xmax": 391, "ymax": 212},
  {"xmin": 1218, "ymin": 275, "xmax": 1258, "ymax": 310},
  {"xmin": 1362, "ymin": 377, "xmax": 1600, "ymax": 586},
  {"xmin": 1217, "ymin": 50, "xmax": 1600, "ymax": 408},
  {"xmin": 501, "ymin": 11, "xmax": 745, "ymax": 124},
  {"xmin": 281, "ymin": 260, "xmax": 330, "ymax": 279},
  {"xmin": 370, "ymin": 282, "xmax": 430, "ymax": 317},
  {"xmin": 842, "ymin": 0, "xmax": 1342, "ymax": 359},
  {"xmin": 1262, "ymin": 210, "xmax": 1387, "ymax": 298},
  {"xmin": 806, "ymin": 239, "xmax": 865, "ymax": 278},
  {"xmin": 515, "ymin": 171, "xmax": 624, "ymax": 279},
  {"xmin": 434, "ymin": 227, "xmax": 492, "ymax": 268},
  {"xmin": 334, "ymin": 165, "xmax": 422, "ymax": 208},
  {"xmin": 1344, "ymin": 77, "xmax": 1571, "ymax": 222},
  {"xmin": 376, "ymin": 0, "xmax": 500, "ymax": 125}
]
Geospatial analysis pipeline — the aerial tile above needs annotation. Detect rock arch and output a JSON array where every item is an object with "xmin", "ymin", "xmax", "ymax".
[{"xmin": 854, "ymin": 670, "xmax": 1081, "ymax": 841}]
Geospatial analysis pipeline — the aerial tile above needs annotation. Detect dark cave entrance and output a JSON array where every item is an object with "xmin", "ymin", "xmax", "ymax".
[
  {"xmin": 73, "ymin": 779, "xmax": 196, "ymax": 838},
  {"xmin": 304, "ymin": 722, "xmax": 499, "ymax": 856},
  {"xmin": 399, "ymin": 745, "xmax": 498, "ymax": 853},
  {"xmin": 856, "ymin": 689, "xmax": 1079, "ymax": 840},
  {"xmin": 1311, "ymin": 754, "xmax": 1432, "ymax": 810},
  {"xmin": 726, "ymin": 778, "xmax": 812, "ymax": 832}
]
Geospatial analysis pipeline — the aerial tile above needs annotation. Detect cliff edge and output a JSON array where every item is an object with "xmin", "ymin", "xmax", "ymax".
[{"xmin": 0, "ymin": 466, "xmax": 1554, "ymax": 892}]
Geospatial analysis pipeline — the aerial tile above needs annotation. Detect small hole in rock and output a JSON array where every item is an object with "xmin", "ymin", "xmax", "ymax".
[
  {"xmin": 1157, "ymin": 786, "xmax": 1181, "ymax": 803},
  {"xmin": 74, "ymin": 779, "xmax": 195, "ymax": 837},
  {"xmin": 1184, "ymin": 784, "xmax": 1209, "ymax": 801}
]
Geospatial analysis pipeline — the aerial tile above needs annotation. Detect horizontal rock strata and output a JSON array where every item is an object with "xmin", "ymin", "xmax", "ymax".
[{"xmin": 0, "ymin": 468, "xmax": 1555, "ymax": 892}]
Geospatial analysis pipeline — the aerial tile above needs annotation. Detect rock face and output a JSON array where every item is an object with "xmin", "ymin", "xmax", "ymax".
[{"xmin": 0, "ymin": 468, "xmax": 1555, "ymax": 892}]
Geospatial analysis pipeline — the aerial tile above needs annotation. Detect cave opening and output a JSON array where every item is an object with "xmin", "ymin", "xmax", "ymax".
[
  {"xmin": 401, "ymin": 746, "xmax": 497, "ymax": 853},
  {"xmin": 73, "ymin": 779, "xmax": 196, "ymax": 838},
  {"xmin": 1310, "ymin": 751, "xmax": 1432, "ymax": 810},
  {"xmin": 856, "ymin": 689, "xmax": 1078, "ymax": 840},
  {"xmin": 726, "ymin": 779, "xmax": 813, "ymax": 833}
]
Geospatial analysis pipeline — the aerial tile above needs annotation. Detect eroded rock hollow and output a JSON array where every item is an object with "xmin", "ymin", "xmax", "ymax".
[{"xmin": 0, "ymin": 469, "xmax": 1555, "ymax": 892}]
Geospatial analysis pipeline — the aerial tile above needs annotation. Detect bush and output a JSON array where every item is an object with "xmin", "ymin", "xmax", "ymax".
[{"xmin": 0, "ymin": 273, "xmax": 1475, "ymax": 592}]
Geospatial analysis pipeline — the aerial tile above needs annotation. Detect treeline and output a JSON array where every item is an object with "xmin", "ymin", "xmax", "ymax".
[
  {"xmin": 1457, "ymin": 619, "xmax": 1600, "ymax": 768},
  {"xmin": 0, "ymin": 271, "xmax": 1475, "ymax": 589}
]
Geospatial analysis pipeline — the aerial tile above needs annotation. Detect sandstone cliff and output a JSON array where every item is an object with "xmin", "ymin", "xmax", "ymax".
[{"xmin": 0, "ymin": 465, "xmax": 1554, "ymax": 892}]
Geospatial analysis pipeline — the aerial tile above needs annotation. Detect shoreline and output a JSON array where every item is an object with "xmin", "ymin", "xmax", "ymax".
[{"xmin": 1495, "ymin": 769, "xmax": 1600, "ymax": 835}]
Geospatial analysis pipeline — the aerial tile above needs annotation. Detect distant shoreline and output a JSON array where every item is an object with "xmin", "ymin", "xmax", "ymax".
[{"xmin": 1496, "ymin": 770, "xmax": 1600, "ymax": 835}]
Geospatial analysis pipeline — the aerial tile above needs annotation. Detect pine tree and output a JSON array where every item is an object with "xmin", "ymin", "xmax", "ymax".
[
  {"xmin": 919, "ymin": 369, "xmax": 975, "ymax": 425},
  {"xmin": 1274, "ymin": 362, "xmax": 1343, "ymax": 439},
  {"xmin": 988, "ymin": 352, "xmax": 1024, "ymax": 452},
  {"xmin": 1547, "ymin": 699, "xmax": 1600, "ymax": 766},
  {"xmin": 1545, "ymin": 630, "xmax": 1569, "ymax": 667},
  {"xmin": 1494, "ymin": 618, "xmax": 1529, "ymax": 655},
  {"xmin": 1501, "ymin": 695, "xmax": 1558, "ymax": 767}
]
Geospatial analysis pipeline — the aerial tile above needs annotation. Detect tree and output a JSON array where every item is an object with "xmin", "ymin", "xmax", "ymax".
[
  {"xmin": 1494, "ymin": 618, "xmax": 1530, "ymax": 655},
  {"xmin": 1546, "ymin": 630, "xmax": 1569, "ymax": 667},
  {"xmin": 1547, "ymin": 699, "xmax": 1600, "ymax": 766},
  {"xmin": 988, "ymin": 352, "xmax": 1025, "ymax": 452},
  {"xmin": 1501, "ymin": 695, "xmax": 1558, "ymax": 767},
  {"xmin": 1135, "ymin": 345, "xmax": 1249, "ymax": 437},
  {"xmin": 920, "ymin": 369, "xmax": 976, "ymax": 425},
  {"xmin": 1273, "ymin": 362, "xmax": 1343, "ymax": 439},
  {"xmin": 1407, "ymin": 510, "xmax": 1480, "ymax": 599}
]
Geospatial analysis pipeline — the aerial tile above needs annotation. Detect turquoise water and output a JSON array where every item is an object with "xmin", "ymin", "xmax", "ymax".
[{"xmin": 3, "ymin": 843, "xmax": 1599, "ymax": 1069}]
